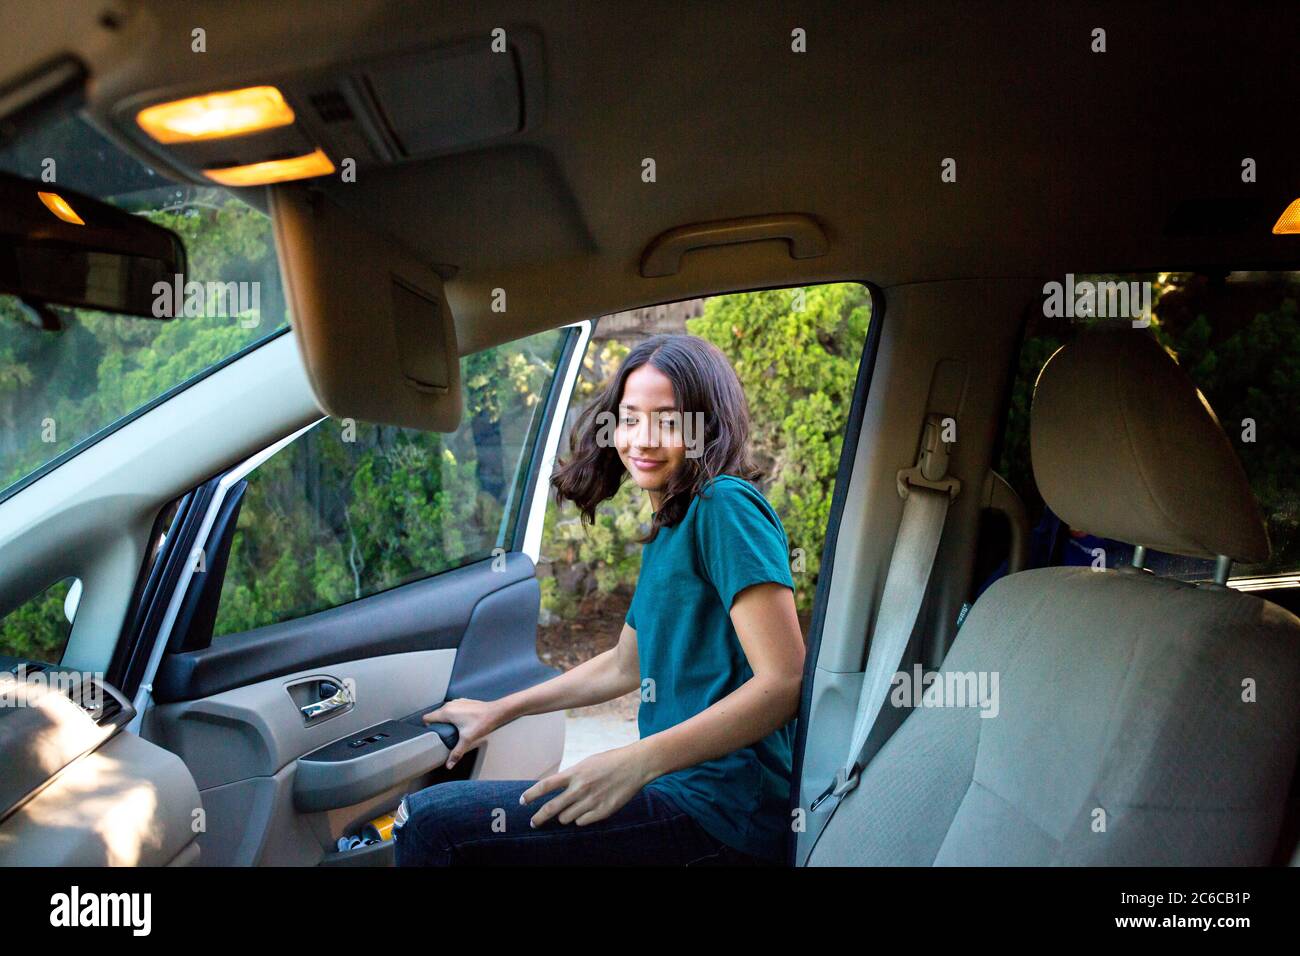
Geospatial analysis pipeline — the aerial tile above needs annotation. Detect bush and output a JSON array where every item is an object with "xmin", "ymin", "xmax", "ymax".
[{"xmin": 690, "ymin": 283, "xmax": 870, "ymax": 610}]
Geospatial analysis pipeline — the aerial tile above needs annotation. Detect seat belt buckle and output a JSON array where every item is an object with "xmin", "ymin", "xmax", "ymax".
[{"xmin": 810, "ymin": 765, "xmax": 860, "ymax": 812}]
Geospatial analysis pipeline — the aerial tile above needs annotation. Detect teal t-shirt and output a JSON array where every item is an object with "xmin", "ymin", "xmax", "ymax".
[{"xmin": 626, "ymin": 474, "xmax": 796, "ymax": 862}]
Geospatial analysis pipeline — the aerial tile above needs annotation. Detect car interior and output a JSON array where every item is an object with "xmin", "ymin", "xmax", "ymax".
[{"xmin": 1, "ymin": 0, "xmax": 1298, "ymax": 869}]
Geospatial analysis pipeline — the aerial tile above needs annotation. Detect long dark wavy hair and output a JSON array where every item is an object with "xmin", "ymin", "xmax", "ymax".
[{"xmin": 552, "ymin": 334, "xmax": 761, "ymax": 540}]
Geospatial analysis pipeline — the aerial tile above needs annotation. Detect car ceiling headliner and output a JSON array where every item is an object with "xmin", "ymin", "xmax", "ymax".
[{"xmin": 4, "ymin": 0, "xmax": 1298, "ymax": 353}]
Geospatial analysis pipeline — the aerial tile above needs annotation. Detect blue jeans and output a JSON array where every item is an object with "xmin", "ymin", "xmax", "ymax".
[{"xmin": 393, "ymin": 779, "xmax": 773, "ymax": 866}]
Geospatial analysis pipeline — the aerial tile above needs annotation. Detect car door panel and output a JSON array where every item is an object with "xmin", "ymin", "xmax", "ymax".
[
  {"xmin": 151, "ymin": 552, "xmax": 538, "ymax": 704},
  {"xmin": 147, "ymin": 648, "xmax": 454, "ymax": 866},
  {"xmin": 0, "ymin": 314, "xmax": 589, "ymax": 866},
  {"xmin": 144, "ymin": 551, "xmax": 564, "ymax": 866},
  {"xmin": 130, "ymin": 324, "xmax": 590, "ymax": 866},
  {"xmin": 148, "ymin": 650, "xmax": 457, "ymax": 791}
]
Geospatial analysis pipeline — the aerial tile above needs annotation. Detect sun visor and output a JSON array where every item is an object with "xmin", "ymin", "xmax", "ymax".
[{"xmin": 269, "ymin": 184, "xmax": 461, "ymax": 431}]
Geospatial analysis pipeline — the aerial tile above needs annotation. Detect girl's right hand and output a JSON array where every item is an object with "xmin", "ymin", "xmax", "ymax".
[{"xmin": 421, "ymin": 698, "xmax": 506, "ymax": 769}]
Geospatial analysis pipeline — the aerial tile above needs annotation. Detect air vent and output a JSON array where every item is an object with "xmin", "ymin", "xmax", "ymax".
[
  {"xmin": 54, "ymin": 673, "xmax": 124, "ymax": 726},
  {"xmin": 1, "ymin": 667, "xmax": 123, "ymax": 726},
  {"xmin": 72, "ymin": 679, "xmax": 122, "ymax": 726},
  {"xmin": 310, "ymin": 90, "xmax": 354, "ymax": 124}
]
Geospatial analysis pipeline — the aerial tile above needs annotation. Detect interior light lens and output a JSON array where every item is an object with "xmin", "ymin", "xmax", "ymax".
[
  {"xmin": 136, "ymin": 86, "xmax": 295, "ymax": 144},
  {"xmin": 37, "ymin": 191, "xmax": 85, "ymax": 225},
  {"xmin": 1272, "ymin": 198, "xmax": 1300, "ymax": 235},
  {"xmin": 203, "ymin": 148, "xmax": 335, "ymax": 187}
]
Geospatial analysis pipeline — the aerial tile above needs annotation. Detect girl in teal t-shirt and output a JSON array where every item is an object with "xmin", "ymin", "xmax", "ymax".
[{"xmin": 396, "ymin": 334, "xmax": 805, "ymax": 866}]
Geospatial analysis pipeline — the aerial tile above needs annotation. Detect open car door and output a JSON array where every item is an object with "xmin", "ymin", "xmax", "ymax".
[{"xmin": 0, "ymin": 319, "xmax": 591, "ymax": 866}]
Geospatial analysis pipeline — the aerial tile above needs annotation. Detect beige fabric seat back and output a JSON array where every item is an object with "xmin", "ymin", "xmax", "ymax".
[{"xmin": 811, "ymin": 329, "xmax": 1300, "ymax": 866}]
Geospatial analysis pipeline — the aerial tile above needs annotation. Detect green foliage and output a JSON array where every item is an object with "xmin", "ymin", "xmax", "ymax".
[
  {"xmin": 0, "ymin": 578, "xmax": 73, "ymax": 661},
  {"xmin": 690, "ymin": 283, "xmax": 870, "ymax": 610},
  {"xmin": 213, "ymin": 330, "xmax": 569, "ymax": 636}
]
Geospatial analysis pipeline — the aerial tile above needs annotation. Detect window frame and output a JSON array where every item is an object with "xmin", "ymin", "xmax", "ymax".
[
  {"xmin": 787, "ymin": 280, "xmax": 885, "ymax": 865},
  {"xmin": 511, "ymin": 321, "xmax": 585, "ymax": 555}
]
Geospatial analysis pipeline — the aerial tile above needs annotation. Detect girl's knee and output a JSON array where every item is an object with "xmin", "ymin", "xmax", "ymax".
[
  {"xmin": 394, "ymin": 783, "xmax": 461, "ymax": 861},
  {"xmin": 395, "ymin": 780, "xmax": 530, "ymax": 861},
  {"xmin": 398, "ymin": 782, "xmax": 468, "ymax": 840}
]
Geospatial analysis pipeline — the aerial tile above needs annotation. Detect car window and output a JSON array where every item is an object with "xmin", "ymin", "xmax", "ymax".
[
  {"xmin": 0, "ymin": 577, "xmax": 79, "ymax": 663},
  {"xmin": 0, "ymin": 112, "xmax": 289, "ymax": 499},
  {"xmin": 538, "ymin": 282, "xmax": 872, "ymax": 634},
  {"xmin": 212, "ymin": 326, "xmax": 575, "ymax": 636},
  {"xmin": 994, "ymin": 270, "xmax": 1300, "ymax": 583}
]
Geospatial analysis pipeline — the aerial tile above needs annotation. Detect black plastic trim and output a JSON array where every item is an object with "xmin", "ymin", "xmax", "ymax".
[
  {"xmin": 108, "ymin": 494, "xmax": 186, "ymax": 681},
  {"xmin": 169, "ymin": 480, "xmax": 247, "ymax": 653},
  {"xmin": 444, "ymin": 572, "xmax": 558, "ymax": 702},
  {"xmin": 300, "ymin": 712, "xmax": 459, "ymax": 762},
  {"xmin": 299, "ymin": 718, "xmax": 425, "ymax": 764},
  {"xmin": 109, "ymin": 481, "xmax": 219, "ymax": 698}
]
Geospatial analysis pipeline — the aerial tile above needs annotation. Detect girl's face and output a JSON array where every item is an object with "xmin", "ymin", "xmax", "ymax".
[{"xmin": 616, "ymin": 363, "xmax": 688, "ymax": 499}]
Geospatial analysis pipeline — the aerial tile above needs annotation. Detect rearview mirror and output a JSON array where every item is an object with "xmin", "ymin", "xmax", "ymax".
[{"xmin": 0, "ymin": 171, "xmax": 186, "ymax": 322}]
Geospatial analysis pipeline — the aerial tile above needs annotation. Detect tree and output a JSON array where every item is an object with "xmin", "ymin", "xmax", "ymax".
[
  {"xmin": 211, "ymin": 331, "xmax": 569, "ymax": 638},
  {"xmin": 0, "ymin": 578, "xmax": 72, "ymax": 661}
]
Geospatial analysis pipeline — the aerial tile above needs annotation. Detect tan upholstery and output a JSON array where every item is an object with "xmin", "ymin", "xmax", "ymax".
[
  {"xmin": 1031, "ymin": 329, "xmax": 1268, "ymax": 563},
  {"xmin": 810, "ymin": 566, "xmax": 1300, "ymax": 866}
]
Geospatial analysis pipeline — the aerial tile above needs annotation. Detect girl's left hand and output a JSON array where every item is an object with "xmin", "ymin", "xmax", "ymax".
[{"xmin": 520, "ymin": 743, "xmax": 657, "ymax": 827}]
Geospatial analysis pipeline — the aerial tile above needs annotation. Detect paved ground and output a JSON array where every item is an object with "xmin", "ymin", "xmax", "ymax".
[
  {"xmin": 558, "ymin": 691, "xmax": 640, "ymax": 769},
  {"xmin": 539, "ymin": 591, "xmax": 811, "ymax": 771}
]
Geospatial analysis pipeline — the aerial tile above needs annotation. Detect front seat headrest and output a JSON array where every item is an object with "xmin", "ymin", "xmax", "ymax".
[{"xmin": 1030, "ymin": 328, "xmax": 1269, "ymax": 563}]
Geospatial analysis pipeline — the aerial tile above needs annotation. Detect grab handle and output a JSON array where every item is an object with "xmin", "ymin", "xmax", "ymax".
[{"xmin": 640, "ymin": 213, "xmax": 828, "ymax": 278}]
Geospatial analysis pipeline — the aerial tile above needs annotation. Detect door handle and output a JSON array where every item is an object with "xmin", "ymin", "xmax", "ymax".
[{"xmin": 301, "ymin": 682, "xmax": 353, "ymax": 721}]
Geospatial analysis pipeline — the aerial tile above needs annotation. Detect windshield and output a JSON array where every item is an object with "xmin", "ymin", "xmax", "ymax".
[{"xmin": 0, "ymin": 112, "xmax": 288, "ymax": 498}]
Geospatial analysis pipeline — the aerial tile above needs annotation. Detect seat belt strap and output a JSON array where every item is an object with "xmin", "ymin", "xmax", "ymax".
[{"xmin": 810, "ymin": 414, "xmax": 959, "ymax": 816}]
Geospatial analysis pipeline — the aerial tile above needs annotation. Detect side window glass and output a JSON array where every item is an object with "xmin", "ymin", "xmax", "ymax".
[
  {"xmin": 212, "ymin": 326, "xmax": 574, "ymax": 636},
  {"xmin": 991, "ymin": 271, "xmax": 1300, "ymax": 587},
  {"xmin": 0, "ymin": 577, "xmax": 80, "ymax": 663}
]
